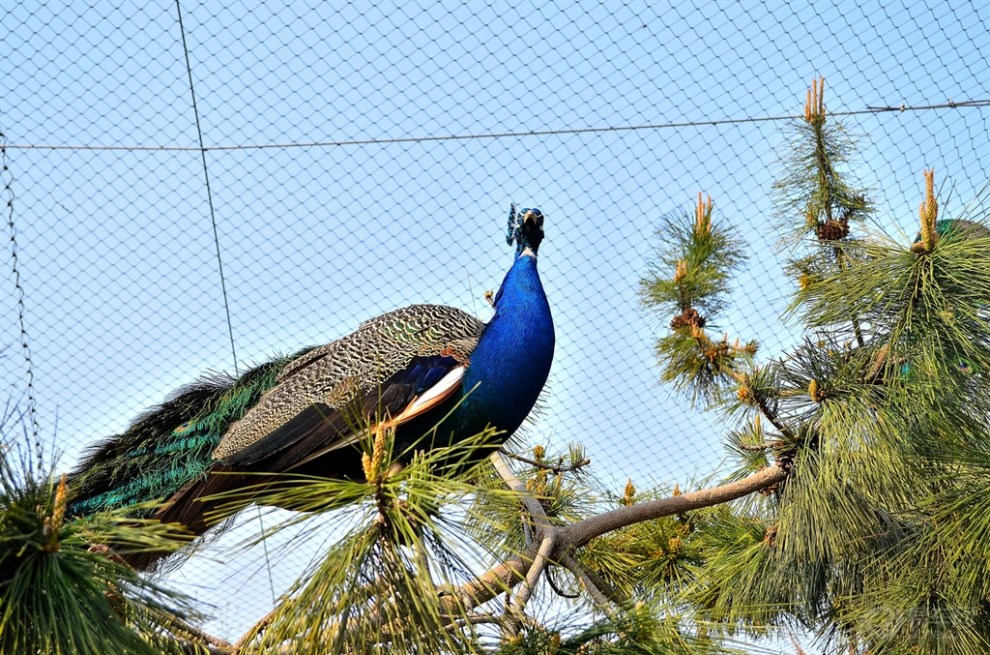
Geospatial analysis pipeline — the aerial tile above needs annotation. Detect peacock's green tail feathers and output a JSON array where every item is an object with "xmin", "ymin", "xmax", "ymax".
[{"xmin": 68, "ymin": 349, "xmax": 313, "ymax": 516}]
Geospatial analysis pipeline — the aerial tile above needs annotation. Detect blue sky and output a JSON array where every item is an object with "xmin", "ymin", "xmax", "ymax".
[{"xmin": 2, "ymin": 0, "xmax": 987, "ymax": 643}]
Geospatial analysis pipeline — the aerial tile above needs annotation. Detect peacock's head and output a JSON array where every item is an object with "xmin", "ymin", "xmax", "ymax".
[{"xmin": 506, "ymin": 205, "xmax": 545, "ymax": 257}]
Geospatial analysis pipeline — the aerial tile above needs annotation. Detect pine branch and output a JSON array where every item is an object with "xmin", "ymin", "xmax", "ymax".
[
  {"xmin": 556, "ymin": 465, "xmax": 788, "ymax": 550},
  {"xmin": 503, "ymin": 450, "xmax": 591, "ymax": 475},
  {"xmin": 490, "ymin": 452, "xmax": 555, "ymax": 629},
  {"xmin": 559, "ymin": 552, "xmax": 626, "ymax": 609},
  {"xmin": 433, "ymin": 464, "xmax": 790, "ymax": 614},
  {"xmin": 737, "ymin": 371, "xmax": 797, "ymax": 444}
]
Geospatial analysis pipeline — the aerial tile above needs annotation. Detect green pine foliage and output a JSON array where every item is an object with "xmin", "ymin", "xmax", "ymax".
[
  {"xmin": 0, "ymin": 447, "xmax": 198, "ymax": 654},
  {"xmin": 244, "ymin": 428, "xmax": 522, "ymax": 654},
  {"xmin": 639, "ymin": 77, "xmax": 990, "ymax": 653},
  {"xmin": 639, "ymin": 194, "xmax": 745, "ymax": 319},
  {"xmin": 640, "ymin": 193, "xmax": 754, "ymax": 404},
  {"xmin": 772, "ymin": 77, "xmax": 871, "ymax": 248},
  {"xmin": 491, "ymin": 603, "xmax": 727, "ymax": 655}
]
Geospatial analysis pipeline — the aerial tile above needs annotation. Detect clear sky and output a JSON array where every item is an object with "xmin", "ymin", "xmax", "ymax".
[{"xmin": 2, "ymin": 0, "xmax": 987, "ymax": 644}]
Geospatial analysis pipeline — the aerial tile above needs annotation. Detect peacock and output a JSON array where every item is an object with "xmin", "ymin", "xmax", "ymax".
[{"xmin": 67, "ymin": 206, "xmax": 554, "ymax": 568}]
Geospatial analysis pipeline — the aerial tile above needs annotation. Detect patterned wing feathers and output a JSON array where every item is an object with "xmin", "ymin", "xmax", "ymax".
[{"xmin": 214, "ymin": 305, "xmax": 483, "ymax": 461}]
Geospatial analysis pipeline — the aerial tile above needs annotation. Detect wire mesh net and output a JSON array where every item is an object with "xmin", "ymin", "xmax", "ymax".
[{"xmin": 2, "ymin": 0, "xmax": 987, "ymax": 642}]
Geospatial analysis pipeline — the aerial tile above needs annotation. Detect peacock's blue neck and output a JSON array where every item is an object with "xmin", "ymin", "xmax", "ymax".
[{"xmin": 454, "ymin": 251, "xmax": 554, "ymax": 440}]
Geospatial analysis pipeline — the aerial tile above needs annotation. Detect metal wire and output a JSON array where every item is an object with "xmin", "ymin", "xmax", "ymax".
[
  {"xmin": 1, "ymin": 131, "xmax": 42, "ymax": 473},
  {"xmin": 3, "ymin": 100, "xmax": 986, "ymax": 152}
]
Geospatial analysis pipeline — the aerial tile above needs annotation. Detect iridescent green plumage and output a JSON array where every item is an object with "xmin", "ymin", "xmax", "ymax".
[{"xmin": 69, "ymin": 354, "xmax": 301, "ymax": 516}]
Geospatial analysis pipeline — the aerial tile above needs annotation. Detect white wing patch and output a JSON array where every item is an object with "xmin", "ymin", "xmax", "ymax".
[
  {"xmin": 284, "ymin": 365, "xmax": 468, "ymax": 472},
  {"xmin": 394, "ymin": 365, "xmax": 466, "ymax": 422}
]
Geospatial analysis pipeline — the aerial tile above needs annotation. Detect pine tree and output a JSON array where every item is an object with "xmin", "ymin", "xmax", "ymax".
[
  {"xmin": 638, "ymin": 77, "xmax": 990, "ymax": 652},
  {"xmin": 2, "ymin": 77, "xmax": 987, "ymax": 654}
]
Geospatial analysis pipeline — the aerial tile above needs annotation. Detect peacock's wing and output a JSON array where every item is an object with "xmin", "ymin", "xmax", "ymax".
[
  {"xmin": 210, "ymin": 304, "xmax": 484, "ymax": 473},
  {"xmin": 147, "ymin": 305, "xmax": 484, "ymax": 538}
]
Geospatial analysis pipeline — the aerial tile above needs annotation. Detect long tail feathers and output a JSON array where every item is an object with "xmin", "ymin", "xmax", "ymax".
[{"xmin": 66, "ymin": 352, "xmax": 310, "ymax": 568}]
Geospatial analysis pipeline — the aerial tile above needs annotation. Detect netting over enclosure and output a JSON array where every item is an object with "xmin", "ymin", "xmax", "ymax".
[{"xmin": 2, "ymin": 1, "xmax": 987, "ymax": 640}]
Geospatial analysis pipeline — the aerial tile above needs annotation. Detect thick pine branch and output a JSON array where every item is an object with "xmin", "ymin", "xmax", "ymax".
[{"xmin": 557, "ymin": 464, "xmax": 787, "ymax": 550}]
